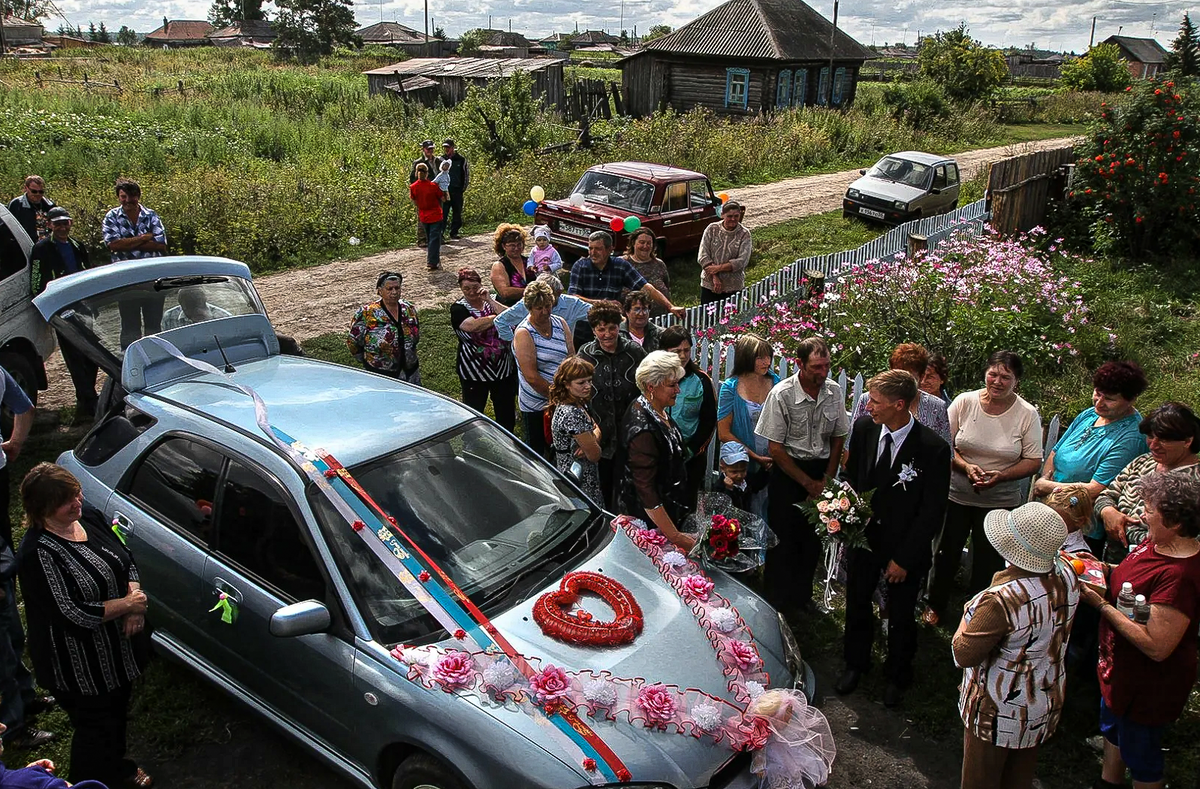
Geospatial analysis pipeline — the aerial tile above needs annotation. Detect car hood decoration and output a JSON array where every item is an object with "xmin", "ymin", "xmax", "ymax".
[{"xmin": 138, "ymin": 333, "xmax": 836, "ymax": 789}]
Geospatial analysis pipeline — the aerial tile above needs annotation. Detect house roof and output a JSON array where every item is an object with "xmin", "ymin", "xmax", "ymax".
[
  {"xmin": 208, "ymin": 20, "xmax": 276, "ymax": 39},
  {"xmin": 631, "ymin": 0, "xmax": 874, "ymax": 62},
  {"xmin": 478, "ymin": 29, "xmax": 534, "ymax": 48},
  {"xmin": 383, "ymin": 75, "xmax": 441, "ymax": 93},
  {"xmin": 2, "ymin": 15, "xmax": 43, "ymax": 29},
  {"xmin": 572, "ymin": 30, "xmax": 620, "ymax": 45},
  {"xmin": 363, "ymin": 57, "xmax": 559, "ymax": 78},
  {"xmin": 357, "ymin": 21, "xmax": 424, "ymax": 42},
  {"xmin": 539, "ymin": 32, "xmax": 574, "ymax": 44},
  {"xmin": 1101, "ymin": 35, "xmax": 1168, "ymax": 64},
  {"xmin": 144, "ymin": 20, "xmax": 214, "ymax": 41}
]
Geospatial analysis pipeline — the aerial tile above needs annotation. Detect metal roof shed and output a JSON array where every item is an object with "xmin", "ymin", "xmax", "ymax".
[{"xmin": 363, "ymin": 57, "xmax": 564, "ymax": 108}]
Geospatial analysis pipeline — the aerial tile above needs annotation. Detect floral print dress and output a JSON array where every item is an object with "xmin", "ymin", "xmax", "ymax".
[
  {"xmin": 551, "ymin": 404, "xmax": 603, "ymax": 504},
  {"xmin": 347, "ymin": 299, "xmax": 421, "ymax": 383}
]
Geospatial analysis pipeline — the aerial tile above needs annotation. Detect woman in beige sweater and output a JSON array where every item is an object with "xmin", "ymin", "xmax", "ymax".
[{"xmin": 698, "ymin": 200, "xmax": 752, "ymax": 305}]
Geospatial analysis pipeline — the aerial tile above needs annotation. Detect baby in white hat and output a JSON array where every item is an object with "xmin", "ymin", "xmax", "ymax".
[{"xmin": 529, "ymin": 225, "xmax": 563, "ymax": 273}]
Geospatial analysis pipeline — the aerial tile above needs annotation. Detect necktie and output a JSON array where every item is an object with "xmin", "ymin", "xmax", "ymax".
[{"xmin": 879, "ymin": 432, "xmax": 893, "ymax": 471}]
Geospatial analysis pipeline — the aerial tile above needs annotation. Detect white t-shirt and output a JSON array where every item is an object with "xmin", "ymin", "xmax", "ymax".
[{"xmin": 948, "ymin": 390, "xmax": 1043, "ymax": 508}]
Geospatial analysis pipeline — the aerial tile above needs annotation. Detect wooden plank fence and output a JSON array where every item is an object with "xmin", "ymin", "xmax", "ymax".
[
  {"xmin": 986, "ymin": 145, "xmax": 1076, "ymax": 236},
  {"xmin": 565, "ymin": 78, "xmax": 622, "ymax": 121}
]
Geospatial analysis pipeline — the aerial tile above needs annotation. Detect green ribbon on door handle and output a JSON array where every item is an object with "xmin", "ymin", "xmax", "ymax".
[{"xmin": 209, "ymin": 593, "xmax": 237, "ymax": 624}]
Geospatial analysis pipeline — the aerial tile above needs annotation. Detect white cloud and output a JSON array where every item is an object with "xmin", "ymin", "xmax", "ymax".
[{"xmin": 54, "ymin": 0, "xmax": 1196, "ymax": 53}]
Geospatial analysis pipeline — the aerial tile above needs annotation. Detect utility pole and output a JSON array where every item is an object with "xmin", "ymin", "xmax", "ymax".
[
  {"xmin": 827, "ymin": 0, "xmax": 838, "ymax": 106},
  {"xmin": 424, "ymin": 0, "xmax": 428, "ymax": 52},
  {"xmin": 1088, "ymin": 16, "xmax": 1096, "ymax": 48}
]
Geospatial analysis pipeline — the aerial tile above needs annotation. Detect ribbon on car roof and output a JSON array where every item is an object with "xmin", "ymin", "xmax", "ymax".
[{"xmin": 141, "ymin": 337, "xmax": 630, "ymax": 784}]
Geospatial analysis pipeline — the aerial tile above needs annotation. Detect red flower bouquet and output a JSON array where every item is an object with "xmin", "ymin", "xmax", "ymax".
[{"xmin": 683, "ymin": 494, "xmax": 777, "ymax": 573}]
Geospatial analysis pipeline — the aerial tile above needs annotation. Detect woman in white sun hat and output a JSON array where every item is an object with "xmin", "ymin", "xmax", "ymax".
[{"xmin": 952, "ymin": 501, "xmax": 1080, "ymax": 789}]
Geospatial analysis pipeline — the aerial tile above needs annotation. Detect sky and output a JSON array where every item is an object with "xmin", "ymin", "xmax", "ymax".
[{"xmin": 54, "ymin": 0, "xmax": 1197, "ymax": 54}]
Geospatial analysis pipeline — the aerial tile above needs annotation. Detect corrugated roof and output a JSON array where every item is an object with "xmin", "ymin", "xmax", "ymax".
[
  {"xmin": 637, "ymin": 0, "xmax": 873, "ymax": 62},
  {"xmin": 572, "ymin": 30, "xmax": 620, "ymax": 45},
  {"xmin": 208, "ymin": 20, "xmax": 276, "ymax": 39},
  {"xmin": 2, "ymin": 15, "xmax": 43, "ymax": 29},
  {"xmin": 383, "ymin": 75, "xmax": 440, "ymax": 93},
  {"xmin": 478, "ymin": 29, "xmax": 534, "ymax": 48},
  {"xmin": 1102, "ymin": 35, "xmax": 1168, "ymax": 65},
  {"xmin": 357, "ymin": 21, "xmax": 424, "ymax": 42},
  {"xmin": 363, "ymin": 57, "xmax": 558, "ymax": 78},
  {"xmin": 145, "ymin": 20, "xmax": 213, "ymax": 41}
]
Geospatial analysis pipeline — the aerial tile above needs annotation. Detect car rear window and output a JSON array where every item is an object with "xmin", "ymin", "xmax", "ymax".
[{"xmin": 572, "ymin": 171, "xmax": 654, "ymax": 214}]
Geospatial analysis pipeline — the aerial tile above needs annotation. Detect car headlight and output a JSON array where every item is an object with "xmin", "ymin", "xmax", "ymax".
[
  {"xmin": 777, "ymin": 612, "xmax": 803, "ymax": 678},
  {"xmin": 893, "ymin": 199, "xmax": 908, "ymax": 211},
  {"xmin": 847, "ymin": 188, "xmax": 860, "ymax": 199}
]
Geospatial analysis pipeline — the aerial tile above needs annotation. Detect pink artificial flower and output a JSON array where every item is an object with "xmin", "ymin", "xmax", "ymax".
[
  {"xmin": 725, "ymin": 640, "xmax": 760, "ymax": 671},
  {"xmin": 682, "ymin": 574, "xmax": 715, "ymax": 603},
  {"xmin": 433, "ymin": 651, "xmax": 475, "ymax": 690},
  {"xmin": 529, "ymin": 664, "xmax": 572, "ymax": 706},
  {"xmin": 736, "ymin": 714, "xmax": 772, "ymax": 751},
  {"xmin": 636, "ymin": 684, "xmax": 678, "ymax": 727},
  {"xmin": 636, "ymin": 528, "xmax": 669, "ymax": 547}
]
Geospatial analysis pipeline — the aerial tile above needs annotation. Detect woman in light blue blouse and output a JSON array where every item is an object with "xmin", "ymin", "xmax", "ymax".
[{"xmin": 1032, "ymin": 361, "xmax": 1149, "ymax": 555}]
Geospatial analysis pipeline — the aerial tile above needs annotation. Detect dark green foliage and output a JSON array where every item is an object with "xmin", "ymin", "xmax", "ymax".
[
  {"xmin": 917, "ymin": 25, "xmax": 1009, "ymax": 103},
  {"xmin": 272, "ymin": 0, "xmax": 356, "ymax": 60},
  {"xmin": 460, "ymin": 71, "xmax": 541, "ymax": 167},
  {"xmin": 458, "ymin": 29, "xmax": 484, "ymax": 56},
  {"xmin": 1060, "ymin": 44, "xmax": 1132, "ymax": 93},
  {"xmin": 1164, "ymin": 13, "xmax": 1199, "ymax": 78},
  {"xmin": 881, "ymin": 78, "xmax": 950, "ymax": 127},
  {"xmin": 209, "ymin": 0, "xmax": 266, "ymax": 28},
  {"xmin": 116, "ymin": 25, "xmax": 138, "ymax": 46},
  {"xmin": 642, "ymin": 24, "xmax": 671, "ymax": 42}
]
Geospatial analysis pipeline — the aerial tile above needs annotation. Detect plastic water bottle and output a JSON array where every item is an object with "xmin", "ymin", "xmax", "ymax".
[
  {"xmin": 1117, "ymin": 582, "xmax": 1136, "ymax": 620},
  {"xmin": 1133, "ymin": 594, "xmax": 1150, "ymax": 624}
]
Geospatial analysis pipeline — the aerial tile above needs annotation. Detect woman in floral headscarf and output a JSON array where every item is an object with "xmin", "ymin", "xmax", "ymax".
[
  {"xmin": 450, "ymin": 268, "xmax": 518, "ymax": 432},
  {"xmin": 348, "ymin": 271, "xmax": 422, "ymax": 385}
]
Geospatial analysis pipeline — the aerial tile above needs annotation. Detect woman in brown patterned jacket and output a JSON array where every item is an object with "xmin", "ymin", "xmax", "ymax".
[{"xmin": 953, "ymin": 502, "xmax": 1079, "ymax": 789}]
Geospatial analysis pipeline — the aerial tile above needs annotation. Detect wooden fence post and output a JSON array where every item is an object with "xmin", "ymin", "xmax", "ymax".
[{"xmin": 906, "ymin": 234, "xmax": 928, "ymax": 258}]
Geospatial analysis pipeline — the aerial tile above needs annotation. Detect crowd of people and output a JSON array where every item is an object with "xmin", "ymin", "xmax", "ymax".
[{"xmin": 4, "ymin": 167, "xmax": 1200, "ymax": 789}]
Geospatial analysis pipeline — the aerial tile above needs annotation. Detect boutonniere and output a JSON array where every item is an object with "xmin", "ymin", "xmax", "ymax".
[{"xmin": 894, "ymin": 462, "xmax": 919, "ymax": 490}]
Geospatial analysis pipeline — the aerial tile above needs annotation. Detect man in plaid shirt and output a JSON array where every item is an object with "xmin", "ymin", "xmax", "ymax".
[{"xmin": 101, "ymin": 179, "xmax": 167, "ymax": 263}]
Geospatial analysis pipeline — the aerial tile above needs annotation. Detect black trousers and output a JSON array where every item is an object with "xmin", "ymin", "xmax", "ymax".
[
  {"xmin": 764, "ymin": 459, "xmax": 828, "ymax": 610},
  {"xmin": 844, "ymin": 546, "xmax": 923, "ymax": 686},
  {"xmin": 57, "ymin": 331, "xmax": 99, "ymax": 416},
  {"xmin": 460, "ymin": 373, "xmax": 518, "ymax": 433},
  {"xmin": 0, "ymin": 466, "xmax": 10, "ymax": 551},
  {"xmin": 117, "ymin": 294, "xmax": 164, "ymax": 350},
  {"xmin": 57, "ymin": 684, "xmax": 137, "ymax": 787},
  {"xmin": 927, "ymin": 501, "xmax": 1006, "ymax": 617},
  {"xmin": 445, "ymin": 189, "xmax": 465, "ymax": 236},
  {"xmin": 701, "ymin": 286, "xmax": 739, "ymax": 305},
  {"xmin": 520, "ymin": 409, "xmax": 549, "ymax": 460}
]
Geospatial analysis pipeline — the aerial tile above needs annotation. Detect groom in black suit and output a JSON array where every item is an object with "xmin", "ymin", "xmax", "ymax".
[{"xmin": 835, "ymin": 370, "xmax": 950, "ymax": 707}]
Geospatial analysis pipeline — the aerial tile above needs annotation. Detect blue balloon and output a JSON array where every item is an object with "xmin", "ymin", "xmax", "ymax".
[{"xmin": 522, "ymin": 200, "xmax": 538, "ymax": 216}]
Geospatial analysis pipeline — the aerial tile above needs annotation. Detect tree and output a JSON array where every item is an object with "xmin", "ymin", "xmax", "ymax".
[
  {"xmin": 619, "ymin": 29, "xmax": 629, "ymax": 45},
  {"xmin": 458, "ymin": 28, "xmax": 484, "ymax": 56},
  {"xmin": 461, "ymin": 70, "xmax": 540, "ymax": 166},
  {"xmin": 1068, "ymin": 76, "xmax": 1200, "ymax": 258},
  {"xmin": 917, "ymin": 24, "xmax": 1009, "ymax": 103},
  {"xmin": 96, "ymin": 21, "xmax": 112, "ymax": 43},
  {"xmin": 272, "ymin": 0, "xmax": 356, "ymax": 59},
  {"xmin": 432, "ymin": 26, "xmax": 446, "ymax": 40},
  {"xmin": 1060, "ymin": 44, "xmax": 1132, "ymax": 92},
  {"xmin": 209, "ymin": 0, "xmax": 266, "ymax": 29},
  {"xmin": 116, "ymin": 25, "xmax": 138, "ymax": 45},
  {"xmin": 642, "ymin": 24, "xmax": 671, "ymax": 42},
  {"xmin": 87, "ymin": 21, "xmax": 97, "ymax": 40},
  {"xmin": 5, "ymin": 0, "xmax": 55, "ymax": 21},
  {"xmin": 1163, "ymin": 12, "xmax": 1199, "ymax": 78}
]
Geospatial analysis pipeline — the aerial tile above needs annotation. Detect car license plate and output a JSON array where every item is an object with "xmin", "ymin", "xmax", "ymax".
[
  {"xmin": 858, "ymin": 207, "xmax": 886, "ymax": 220},
  {"xmin": 559, "ymin": 221, "xmax": 593, "ymax": 238}
]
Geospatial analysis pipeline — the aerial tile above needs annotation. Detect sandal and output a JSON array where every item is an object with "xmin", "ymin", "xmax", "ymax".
[
  {"xmin": 128, "ymin": 767, "xmax": 153, "ymax": 788},
  {"xmin": 921, "ymin": 606, "xmax": 940, "ymax": 626}
]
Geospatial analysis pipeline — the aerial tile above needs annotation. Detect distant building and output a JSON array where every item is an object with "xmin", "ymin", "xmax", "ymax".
[
  {"xmin": 208, "ymin": 20, "xmax": 276, "ymax": 48},
  {"xmin": 143, "ymin": 18, "xmax": 214, "ymax": 48},
  {"xmin": 538, "ymin": 32, "xmax": 575, "ymax": 52},
  {"xmin": 471, "ymin": 29, "xmax": 538, "ymax": 58},
  {"xmin": 620, "ymin": 0, "xmax": 874, "ymax": 117},
  {"xmin": 1, "ymin": 15, "xmax": 44, "ymax": 47},
  {"xmin": 1101, "ymin": 35, "xmax": 1169, "ymax": 79},
  {"xmin": 43, "ymin": 34, "xmax": 103, "ymax": 49},
  {"xmin": 571, "ymin": 30, "xmax": 621, "ymax": 47},
  {"xmin": 356, "ymin": 21, "xmax": 444, "ymax": 56},
  {"xmin": 363, "ymin": 56, "xmax": 564, "ymax": 109}
]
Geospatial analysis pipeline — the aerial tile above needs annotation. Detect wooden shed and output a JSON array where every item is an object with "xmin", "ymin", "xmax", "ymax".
[
  {"xmin": 363, "ymin": 57, "xmax": 565, "ymax": 109},
  {"xmin": 619, "ymin": 0, "xmax": 874, "ymax": 117},
  {"xmin": 1, "ymin": 15, "xmax": 44, "ymax": 47}
]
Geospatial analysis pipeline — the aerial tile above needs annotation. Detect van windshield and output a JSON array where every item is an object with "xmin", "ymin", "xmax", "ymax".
[{"xmin": 572, "ymin": 171, "xmax": 654, "ymax": 214}]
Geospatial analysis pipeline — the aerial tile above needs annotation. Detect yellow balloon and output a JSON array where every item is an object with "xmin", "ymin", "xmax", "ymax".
[{"xmin": 530, "ymin": 185, "xmax": 546, "ymax": 203}]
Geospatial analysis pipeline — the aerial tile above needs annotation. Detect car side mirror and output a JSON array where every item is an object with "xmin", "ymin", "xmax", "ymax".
[
  {"xmin": 270, "ymin": 600, "xmax": 331, "ymax": 638},
  {"xmin": 930, "ymin": 188, "xmax": 941, "ymax": 195},
  {"xmin": 859, "ymin": 169, "xmax": 867, "ymax": 176},
  {"xmin": 710, "ymin": 197, "xmax": 722, "ymax": 208}
]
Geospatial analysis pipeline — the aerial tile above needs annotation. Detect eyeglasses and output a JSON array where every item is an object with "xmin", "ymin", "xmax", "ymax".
[{"xmin": 28, "ymin": 189, "xmax": 44, "ymax": 194}]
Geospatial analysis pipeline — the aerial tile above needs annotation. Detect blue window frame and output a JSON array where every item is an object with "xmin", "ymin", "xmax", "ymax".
[
  {"xmin": 725, "ymin": 68, "xmax": 750, "ymax": 109},
  {"xmin": 832, "ymin": 67, "xmax": 847, "ymax": 106},
  {"xmin": 793, "ymin": 69, "xmax": 808, "ymax": 107},
  {"xmin": 776, "ymin": 69, "xmax": 792, "ymax": 108},
  {"xmin": 816, "ymin": 67, "xmax": 830, "ymax": 106}
]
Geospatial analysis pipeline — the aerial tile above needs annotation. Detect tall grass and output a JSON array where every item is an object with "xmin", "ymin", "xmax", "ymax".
[{"xmin": 0, "ymin": 48, "xmax": 1083, "ymax": 274}]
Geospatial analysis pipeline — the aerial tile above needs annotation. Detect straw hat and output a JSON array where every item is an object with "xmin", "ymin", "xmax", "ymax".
[{"xmin": 983, "ymin": 502, "xmax": 1066, "ymax": 574}]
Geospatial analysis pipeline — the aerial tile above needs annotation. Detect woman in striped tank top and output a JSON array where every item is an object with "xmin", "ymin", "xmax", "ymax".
[{"xmin": 513, "ymin": 280, "xmax": 574, "ymax": 459}]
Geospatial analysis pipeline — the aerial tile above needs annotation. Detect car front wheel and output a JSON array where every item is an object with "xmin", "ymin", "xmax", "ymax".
[
  {"xmin": 392, "ymin": 754, "xmax": 471, "ymax": 789},
  {"xmin": 0, "ymin": 349, "xmax": 39, "ymax": 437}
]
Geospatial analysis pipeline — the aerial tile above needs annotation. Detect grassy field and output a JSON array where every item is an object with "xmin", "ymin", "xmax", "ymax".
[{"xmin": 0, "ymin": 46, "xmax": 1096, "ymax": 276}]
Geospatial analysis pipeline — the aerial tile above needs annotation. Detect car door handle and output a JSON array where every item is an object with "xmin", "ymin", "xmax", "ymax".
[
  {"xmin": 212, "ymin": 577, "xmax": 243, "ymax": 605},
  {"xmin": 112, "ymin": 512, "xmax": 134, "ymax": 536}
]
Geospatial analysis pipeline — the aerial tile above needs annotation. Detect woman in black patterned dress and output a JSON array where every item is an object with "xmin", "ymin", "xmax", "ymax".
[{"xmin": 18, "ymin": 463, "xmax": 152, "ymax": 789}]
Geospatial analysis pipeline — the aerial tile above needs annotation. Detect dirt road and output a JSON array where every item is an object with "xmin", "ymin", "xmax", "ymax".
[{"xmin": 37, "ymin": 136, "xmax": 1075, "ymax": 410}]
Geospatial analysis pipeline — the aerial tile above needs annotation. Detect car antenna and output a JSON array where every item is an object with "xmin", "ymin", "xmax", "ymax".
[{"xmin": 213, "ymin": 334, "xmax": 236, "ymax": 373}]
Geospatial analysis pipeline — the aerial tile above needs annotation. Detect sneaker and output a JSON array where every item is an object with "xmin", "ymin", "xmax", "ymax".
[{"xmin": 5, "ymin": 728, "xmax": 56, "ymax": 750}]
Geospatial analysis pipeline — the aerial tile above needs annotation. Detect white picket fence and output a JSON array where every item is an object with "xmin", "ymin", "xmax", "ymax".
[{"xmin": 655, "ymin": 197, "xmax": 992, "ymax": 333}]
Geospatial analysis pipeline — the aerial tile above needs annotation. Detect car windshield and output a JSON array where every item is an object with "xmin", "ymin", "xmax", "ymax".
[
  {"xmin": 572, "ymin": 171, "xmax": 654, "ymax": 214},
  {"xmin": 310, "ymin": 419, "xmax": 606, "ymax": 645},
  {"xmin": 867, "ymin": 157, "xmax": 932, "ymax": 189},
  {"xmin": 50, "ymin": 275, "xmax": 265, "ymax": 373}
]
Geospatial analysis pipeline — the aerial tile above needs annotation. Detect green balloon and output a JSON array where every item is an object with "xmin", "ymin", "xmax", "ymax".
[{"xmin": 623, "ymin": 215, "xmax": 641, "ymax": 232}]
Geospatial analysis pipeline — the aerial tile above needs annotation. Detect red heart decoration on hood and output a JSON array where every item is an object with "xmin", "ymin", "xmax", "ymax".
[{"xmin": 533, "ymin": 571, "xmax": 643, "ymax": 647}]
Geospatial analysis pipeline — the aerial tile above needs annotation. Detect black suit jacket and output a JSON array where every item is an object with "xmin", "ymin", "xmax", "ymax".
[{"xmin": 843, "ymin": 414, "xmax": 951, "ymax": 574}]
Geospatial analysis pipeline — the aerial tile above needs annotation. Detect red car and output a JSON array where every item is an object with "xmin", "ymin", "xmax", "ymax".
[{"xmin": 534, "ymin": 162, "xmax": 720, "ymax": 259}]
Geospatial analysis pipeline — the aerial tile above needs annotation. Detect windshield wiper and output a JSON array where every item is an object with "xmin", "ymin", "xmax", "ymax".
[{"xmin": 476, "ymin": 510, "xmax": 598, "ymax": 607}]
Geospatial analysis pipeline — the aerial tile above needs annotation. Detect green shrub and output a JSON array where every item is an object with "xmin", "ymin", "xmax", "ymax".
[
  {"xmin": 881, "ymin": 78, "xmax": 951, "ymax": 127},
  {"xmin": 1060, "ymin": 44, "xmax": 1132, "ymax": 93},
  {"xmin": 918, "ymin": 24, "xmax": 1009, "ymax": 103}
]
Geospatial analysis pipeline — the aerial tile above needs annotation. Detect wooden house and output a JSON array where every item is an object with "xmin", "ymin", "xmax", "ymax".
[
  {"xmin": 619, "ymin": 0, "xmax": 874, "ymax": 117},
  {"xmin": 363, "ymin": 57, "xmax": 564, "ymax": 108},
  {"xmin": 2, "ymin": 15, "xmax": 43, "ymax": 47},
  {"xmin": 143, "ymin": 19, "xmax": 214, "ymax": 48},
  {"xmin": 1101, "ymin": 35, "xmax": 1169, "ymax": 79},
  {"xmin": 356, "ymin": 21, "xmax": 443, "ymax": 57},
  {"xmin": 208, "ymin": 20, "xmax": 276, "ymax": 48},
  {"xmin": 571, "ymin": 30, "xmax": 620, "ymax": 47},
  {"xmin": 539, "ymin": 32, "xmax": 575, "ymax": 52}
]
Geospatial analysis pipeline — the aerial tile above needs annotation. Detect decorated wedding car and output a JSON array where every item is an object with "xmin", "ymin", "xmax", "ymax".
[{"xmin": 33, "ymin": 257, "xmax": 827, "ymax": 789}]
